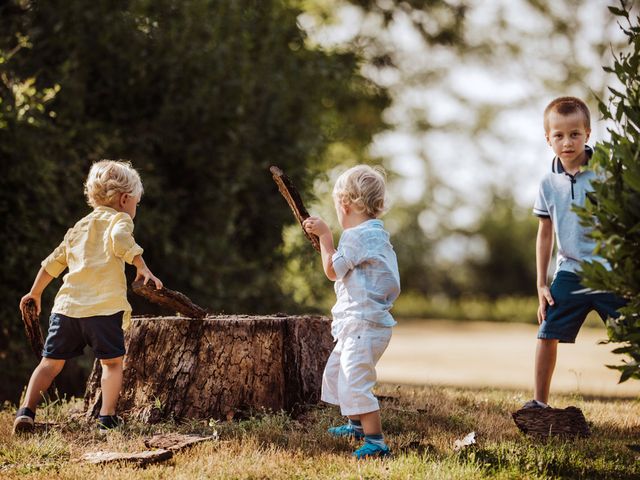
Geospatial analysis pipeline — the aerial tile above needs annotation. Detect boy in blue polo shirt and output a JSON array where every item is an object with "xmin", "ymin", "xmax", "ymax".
[{"xmin": 524, "ymin": 97, "xmax": 626, "ymax": 408}]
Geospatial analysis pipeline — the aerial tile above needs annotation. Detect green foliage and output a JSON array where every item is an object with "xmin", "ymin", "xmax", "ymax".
[
  {"xmin": 575, "ymin": 1, "xmax": 640, "ymax": 382},
  {"xmin": 0, "ymin": 0, "xmax": 387, "ymax": 402}
]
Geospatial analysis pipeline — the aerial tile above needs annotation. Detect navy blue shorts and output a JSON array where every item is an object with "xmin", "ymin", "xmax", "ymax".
[
  {"xmin": 42, "ymin": 311, "xmax": 126, "ymax": 360},
  {"xmin": 538, "ymin": 271, "xmax": 626, "ymax": 343}
]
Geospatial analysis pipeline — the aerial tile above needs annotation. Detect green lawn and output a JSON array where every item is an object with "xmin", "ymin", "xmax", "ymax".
[{"xmin": 1, "ymin": 384, "xmax": 639, "ymax": 479}]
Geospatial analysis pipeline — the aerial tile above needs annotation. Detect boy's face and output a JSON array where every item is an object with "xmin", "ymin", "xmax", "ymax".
[
  {"xmin": 333, "ymin": 196, "xmax": 348, "ymax": 229},
  {"xmin": 545, "ymin": 110, "xmax": 591, "ymax": 165}
]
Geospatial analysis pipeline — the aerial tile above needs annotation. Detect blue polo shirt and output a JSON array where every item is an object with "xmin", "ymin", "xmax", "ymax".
[{"xmin": 533, "ymin": 146, "xmax": 608, "ymax": 275}]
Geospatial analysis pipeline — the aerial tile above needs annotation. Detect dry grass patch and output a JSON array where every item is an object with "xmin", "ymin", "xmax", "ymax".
[{"xmin": 1, "ymin": 384, "xmax": 638, "ymax": 479}]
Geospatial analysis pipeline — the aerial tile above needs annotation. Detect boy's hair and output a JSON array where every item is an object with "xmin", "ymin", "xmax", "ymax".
[
  {"xmin": 333, "ymin": 164, "xmax": 387, "ymax": 218},
  {"xmin": 84, "ymin": 160, "xmax": 144, "ymax": 208},
  {"xmin": 543, "ymin": 96, "xmax": 591, "ymax": 132}
]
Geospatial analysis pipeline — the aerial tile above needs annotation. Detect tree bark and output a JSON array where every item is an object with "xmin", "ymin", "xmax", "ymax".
[
  {"xmin": 84, "ymin": 314, "xmax": 334, "ymax": 421},
  {"xmin": 131, "ymin": 280, "xmax": 207, "ymax": 318}
]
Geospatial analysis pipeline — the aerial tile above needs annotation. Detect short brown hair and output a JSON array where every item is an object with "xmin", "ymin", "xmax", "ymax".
[{"xmin": 543, "ymin": 96, "xmax": 591, "ymax": 132}]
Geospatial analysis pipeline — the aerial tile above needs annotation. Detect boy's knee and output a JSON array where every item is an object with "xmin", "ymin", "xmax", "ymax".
[
  {"xmin": 39, "ymin": 358, "xmax": 65, "ymax": 375},
  {"xmin": 100, "ymin": 356, "xmax": 123, "ymax": 368}
]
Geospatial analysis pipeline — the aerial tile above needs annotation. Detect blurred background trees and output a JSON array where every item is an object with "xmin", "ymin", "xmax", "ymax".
[{"xmin": 0, "ymin": 0, "xmax": 630, "ymax": 402}]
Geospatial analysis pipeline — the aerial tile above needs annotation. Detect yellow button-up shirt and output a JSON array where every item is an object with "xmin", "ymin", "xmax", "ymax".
[{"xmin": 42, "ymin": 206, "xmax": 143, "ymax": 325}]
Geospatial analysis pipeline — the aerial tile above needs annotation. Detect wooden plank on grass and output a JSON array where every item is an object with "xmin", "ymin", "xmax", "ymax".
[{"xmin": 82, "ymin": 449, "xmax": 173, "ymax": 466}]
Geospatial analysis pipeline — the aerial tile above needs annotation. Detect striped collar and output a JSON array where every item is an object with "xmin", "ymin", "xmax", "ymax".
[{"xmin": 552, "ymin": 145, "xmax": 593, "ymax": 174}]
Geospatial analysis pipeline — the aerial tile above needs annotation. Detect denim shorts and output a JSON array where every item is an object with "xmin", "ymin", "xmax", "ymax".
[
  {"xmin": 538, "ymin": 271, "xmax": 626, "ymax": 343},
  {"xmin": 42, "ymin": 311, "xmax": 126, "ymax": 359}
]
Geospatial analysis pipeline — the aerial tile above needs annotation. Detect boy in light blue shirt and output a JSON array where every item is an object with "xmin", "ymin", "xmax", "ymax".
[
  {"xmin": 304, "ymin": 165, "xmax": 400, "ymax": 459},
  {"xmin": 525, "ymin": 97, "xmax": 625, "ymax": 409}
]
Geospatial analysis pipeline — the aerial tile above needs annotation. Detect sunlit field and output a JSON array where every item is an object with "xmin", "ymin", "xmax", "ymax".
[
  {"xmin": 2, "ymin": 383, "xmax": 639, "ymax": 479},
  {"xmin": 379, "ymin": 320, "xmax": 639, "ymax": 398}
]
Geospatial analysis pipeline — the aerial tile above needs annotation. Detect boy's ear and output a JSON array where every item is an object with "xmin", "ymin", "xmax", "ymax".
[
  {"xmin": 118, "ymin": 193, "xmax": 128, "ymax": 209},
  {"xmin": 585, "ymin": 128, "xmax": 591, "ymax": 142},
  {"xmin": 544, "ymin": 132, "xmax": 551, "ymax": 145}
]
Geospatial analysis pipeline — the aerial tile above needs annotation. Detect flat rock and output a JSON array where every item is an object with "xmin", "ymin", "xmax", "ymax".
[{"xmin": 512, "ymin": 406, "xmax": 590, "ymax": 438}]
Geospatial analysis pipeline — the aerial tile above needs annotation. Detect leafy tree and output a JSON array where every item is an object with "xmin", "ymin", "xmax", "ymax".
[
  {"xmin": 0, "ymin": 0, "xmax": 387, "ymax": 402},
  {"xmin": 576, "ymin": 1, "xmax": 640, "ymax": 383}
]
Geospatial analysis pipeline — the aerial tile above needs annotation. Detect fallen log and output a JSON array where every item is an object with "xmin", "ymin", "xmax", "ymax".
[
  {"xmin": 270, "ymin": 166, "xmax": 320, "ymax": 252},
  {"xmin": 131, "ymin": 281, "xmax": 207, "ymax": 318},
  {"xmin": 85, "ymin": 314, "xmax": 333, "ymax": 421}
]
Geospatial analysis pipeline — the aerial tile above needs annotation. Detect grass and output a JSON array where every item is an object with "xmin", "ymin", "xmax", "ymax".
[{"xmin": 1, "ymin": 384, "xmax": 638, "ymax": 479}]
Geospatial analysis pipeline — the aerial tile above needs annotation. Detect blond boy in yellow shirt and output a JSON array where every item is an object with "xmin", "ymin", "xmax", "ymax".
[{"xmin": 13, "ymin": 160, "xmax": 162, "ymax": 434}]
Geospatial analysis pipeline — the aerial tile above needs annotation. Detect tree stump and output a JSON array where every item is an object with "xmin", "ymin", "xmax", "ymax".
[{"xmin": 84, "ymin": 314, "xmax": 333, "ymax": 421}]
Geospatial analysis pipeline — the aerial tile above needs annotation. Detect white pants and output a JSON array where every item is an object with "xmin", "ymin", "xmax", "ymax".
[{"xmin": 321, "ymin": 322, "xmax": 392, "ymax": 416}]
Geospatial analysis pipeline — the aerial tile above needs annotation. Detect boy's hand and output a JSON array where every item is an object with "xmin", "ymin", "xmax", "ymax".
[
  {"xmin": 135, "ymin": 267, "xmax": 163, "ymax": 290},
  {"xmin": 20, "ymin": 293, "xmax": 42, "ymax": 316},
  {"xmin": 536, "ymin": 285, "xmax": 554, "ymax": 324},
  {"xmin": 303, "ymin": 216, "xmax": 330, "ymax": 237}
]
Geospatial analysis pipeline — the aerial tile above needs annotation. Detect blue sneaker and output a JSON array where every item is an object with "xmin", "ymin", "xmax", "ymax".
[
  {"xmin": 353, "ymin": 441, "xmax": 391, "ymax": 459},
  {"xmin": 328, "ymin": 424, "xmax": 365, "ymax": 440}
]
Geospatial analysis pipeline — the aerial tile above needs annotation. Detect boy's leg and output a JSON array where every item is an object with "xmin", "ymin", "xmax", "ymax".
[
  {"xmin": 13, "ymin": 358, "xmax": 65, "ymax": 434},
  {"xmin": 99, "ymin": 356, "xmax": 123, "ymax": 416},
  {"xmin": 357, "ymin": 410, "xmax": 382, "ymax": 435},
  {"xmin": 22, "ymin": 358, "xmax": 66, "ymax": 411},
  {"xmin": 534, "ymin": 338, "xmax": 558, "ymax": 405}
]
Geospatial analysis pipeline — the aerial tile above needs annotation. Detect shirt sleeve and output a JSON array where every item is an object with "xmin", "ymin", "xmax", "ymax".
[
  {"xmin": 41, "ymin": 229, "xmax": 71, "ymax": 278},
  {"xmin": 110, "ymin": 213, "xmax": 144, "ymax": 264},
  {"xmin": 533, "ymin": 181, "xmax": 550, "ymax": 218},
  {"xmin": 332, "ymin": 229, "xmax": 366, "ymax": 280}
]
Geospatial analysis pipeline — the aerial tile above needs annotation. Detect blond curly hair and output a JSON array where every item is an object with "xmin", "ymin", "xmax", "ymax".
[
  {"xmin": 84, "ymin": 160, "xmax": 143, "ymax": 208},
  {"xmin": 333, "ymin": 165, "xmax": 387, "ymax": 218}
]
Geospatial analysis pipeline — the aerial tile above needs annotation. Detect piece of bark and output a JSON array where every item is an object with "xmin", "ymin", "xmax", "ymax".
[
  {"xmin": 21, "ymin": 299, "xmax": 45, "ymax": 360},
  {"xmin": 144, "ymin": 433, "xmax": 217, "ymax": 452},
  {"xmin": 270, "ymin": 166, "xmax": 321, "ymax": 252},
  {"xmin": 20, "ymin": 300, "xmax": 56, "ymax": 396},
  {"xmin": 131, "ymin": 281, "xmax": 207, "ymax": 319},
  {"xmin": 512, "ymin": 406, "xmax": 591, "ymax": 438},
  {"xmin": 84, "ymin": 314, "xmax": 333, "ymax": 421},
  {"xmin": 81, "ymin": 450, "xmax": 173, "ymax": 466}
]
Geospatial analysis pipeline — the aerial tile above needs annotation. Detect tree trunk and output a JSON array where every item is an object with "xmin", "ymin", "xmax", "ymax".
[{"xmin": 84, "ymin": 314, "xmax": 334, "ymax": 421}]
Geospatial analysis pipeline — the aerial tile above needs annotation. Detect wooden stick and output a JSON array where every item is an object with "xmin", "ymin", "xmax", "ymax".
[
  {"xmin": 131, "ymin": 281, "xmax": 207, "ymax": 319},
  {"xmin": 270, "ymin": 166, "xmax": 320, "ymax": 252},
  {"xmin": 21, "ymin": 299, "xmax": 45, "ymax": 361},
  {"xmin": 21, "ymin": 299, "xmax": 56, "ymax": 396}
]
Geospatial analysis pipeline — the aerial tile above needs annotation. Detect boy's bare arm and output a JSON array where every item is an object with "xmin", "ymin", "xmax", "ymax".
[
  {"xmin": 131, "ymin": 255, "xmax": 163, "ymax": 289},
  {"xmin": 20, "ymin": 266, "xmax": 55, "ymax": 316},
  {"xmin": 536, "ymin": 217, "xmax": 555, "ymax": 324},
  {"xmin": 303, "ymin": 216, "xmax": 337, "ymax": 281}
]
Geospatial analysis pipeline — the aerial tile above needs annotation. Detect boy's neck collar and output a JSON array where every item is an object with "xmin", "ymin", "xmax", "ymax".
[{"xmin": 553, "ymin": 145, "xmax": 593, "ymax": 174}]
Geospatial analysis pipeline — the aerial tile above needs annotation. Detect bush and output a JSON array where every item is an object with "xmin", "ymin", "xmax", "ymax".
[{"xmin": 576, "ymin": 1, "xmax": 640, "ymax": 382}]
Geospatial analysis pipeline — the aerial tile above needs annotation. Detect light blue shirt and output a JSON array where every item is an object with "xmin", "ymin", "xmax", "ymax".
[
  {"xmin": 331, "ymin": 219, "xmax": 401, "ymax": 339},
  {"xmin": 533, "ymin": 146, "xmax": 608, "ymax": 275}
]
